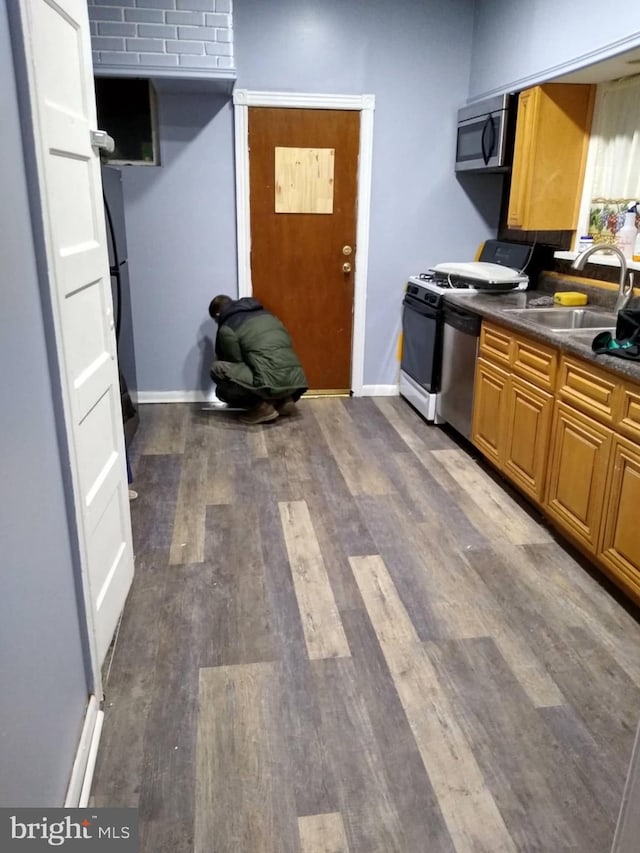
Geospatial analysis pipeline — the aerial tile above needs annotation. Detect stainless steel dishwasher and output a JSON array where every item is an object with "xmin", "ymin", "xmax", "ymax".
[{"xmin": 436, "ymin": 303, "xmax": 481, "ymax": 439}]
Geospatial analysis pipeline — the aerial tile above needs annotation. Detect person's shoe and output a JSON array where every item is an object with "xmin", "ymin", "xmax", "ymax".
[
  {"xmin": 274, "ymin": 396, "xmax": 296, "ymax": 415},
  {"xmin": 239, "ymin": 401, "xmax": 279, "ymax": 425}
]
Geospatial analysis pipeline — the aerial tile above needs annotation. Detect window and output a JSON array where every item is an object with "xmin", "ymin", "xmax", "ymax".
[
  {"xmin": 578, "ymin": 76, "xmax": 640, "ymax": 244},
  {"xmin": 94, "ymin": 78, "xmax": 159, "ymax": 165}
]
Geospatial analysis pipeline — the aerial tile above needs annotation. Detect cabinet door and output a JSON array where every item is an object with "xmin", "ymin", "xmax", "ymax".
[
  {"xmin": 545, "ymin": 402, "xmax": 613, "ymax": 553},
  {"xmin": 503, "ymin": 375, "xmax": 553, "ymax": 502},
  {"xmin": 507, "ymin": 84, "xmax": 595, "ymax": 231},
  {"xmin": 507, "ymin": 88, "xmax": 537, "ymax": 229},
  {"xmin": 599, "ymin": 436, "xmax": 640, "ymax": 601},
  {"xmin": 471, "ymin": 357, "xmax": 508, "ymax": 467}
]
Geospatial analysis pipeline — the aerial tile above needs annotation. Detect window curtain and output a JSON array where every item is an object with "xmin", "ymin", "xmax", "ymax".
[{"xmin": 588, "ymin": 76, "xmax": 640, "ymax": 241}]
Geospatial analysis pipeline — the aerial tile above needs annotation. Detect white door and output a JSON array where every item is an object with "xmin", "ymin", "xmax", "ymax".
[{"xmin": 16, "ymin": 0, "xmax": 134, "ymax": 667}]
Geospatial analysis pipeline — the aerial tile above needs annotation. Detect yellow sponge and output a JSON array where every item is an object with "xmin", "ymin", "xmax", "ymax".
[{"xmin": 553, "ymin": 291, "xmax": 588, "ymax": 306}]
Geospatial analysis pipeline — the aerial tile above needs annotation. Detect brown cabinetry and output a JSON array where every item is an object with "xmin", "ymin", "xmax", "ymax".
[
  {"xmin": 544, "ymin": 402, "xmax": 612, "ymax": 553},
  {"xmin": 503, "ymin": 376, "xmax": 553, "ymax": 502},
  {"xmin": 512, "ymin": 335, "xmax": 557, "ymax": 391},
  {"xmin": 619, "ymin": 385, "xmax": 640, "ymax": 442},
  {"xmin": 472, "ymin": 357, "xmax": 508, "ymax": 467},
  {"xmin": 472, "ymin": 320, "xmax": 640, "ymax": 605},
  {"xmin": 508, "ymin": 83, "xmax": 595, "ymax": 231},
  {"xmin": 600, "ymin": 436, "xmax": 640, "ymax": 600},
  {"xmin": 557, "ymin": 355, "xmax": 618, "ymax": 425},
  {"xmin": 472, "ymin": 323, "xmax": 554, "ymax": 502},
  {"xmin": 479, "ymin": 323, "xmax": 511, "ymax": 367}
]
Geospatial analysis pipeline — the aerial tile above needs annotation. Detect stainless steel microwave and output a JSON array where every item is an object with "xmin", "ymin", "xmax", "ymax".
[{"xmin": 455, "ymin": 93, "xmax": 515, "ymax": 173}]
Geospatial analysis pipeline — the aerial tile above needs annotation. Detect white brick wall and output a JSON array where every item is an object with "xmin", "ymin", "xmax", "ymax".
[{"xmin": 88, "ymin": 0, "xmax": 234, "ymax": 72}]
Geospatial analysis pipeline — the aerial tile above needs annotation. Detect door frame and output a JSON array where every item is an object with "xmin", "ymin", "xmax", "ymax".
[{"xmin": 233, "ymin": 89, "xmax": 375, "ymax": 397}]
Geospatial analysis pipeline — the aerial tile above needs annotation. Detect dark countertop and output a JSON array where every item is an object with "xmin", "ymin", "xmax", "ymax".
[{"xmin": 443, "ymin": 287, "xmax": 640, "ymax": 384}]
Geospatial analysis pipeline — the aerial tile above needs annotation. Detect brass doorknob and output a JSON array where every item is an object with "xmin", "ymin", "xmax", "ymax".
[
  {"xmin": 342, "ymin": 245, "xmax": 353, "ymax": 256},
  {"xmin": 342, "ymin": 262, "xmax": 352, "ymax": 273}
]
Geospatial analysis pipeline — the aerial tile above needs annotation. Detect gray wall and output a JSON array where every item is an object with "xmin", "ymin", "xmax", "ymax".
[
  {"xmin": 469, "ymin": 0, "xmax": 640, "ymax": 99},
  {"xmin": 236, "ymin": 0, "xmax": 502, "ymax": 388},
  {"xmin": 123, "ymin": 0, "xmax": 502, "ymax": 391},
  {"xmin": 122, "ymin": 93, "xmax": 236, "ymax": 394},
  {"xmin": 0, "ymin": 0, "xmax": 90, "ymax": 806},
  {"xmin": 112, "ymin": 1, "xmax": 640, "ymax": 391}
]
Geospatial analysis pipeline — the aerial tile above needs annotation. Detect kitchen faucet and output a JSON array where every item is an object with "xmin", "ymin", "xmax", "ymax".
[{"xmin": 571, "ymin": 243, "xmax": 635, "ymax": 313}]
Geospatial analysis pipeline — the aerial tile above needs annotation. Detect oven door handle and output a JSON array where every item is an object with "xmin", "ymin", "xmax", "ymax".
[{"xmin": 402, "ymin": 295, "xmax": 440, "ymax": 319}]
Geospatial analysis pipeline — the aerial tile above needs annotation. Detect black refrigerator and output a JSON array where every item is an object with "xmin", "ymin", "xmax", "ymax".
[{"xmin": 102, "ymin": 165, "xmax": 139, "ymax": 446}]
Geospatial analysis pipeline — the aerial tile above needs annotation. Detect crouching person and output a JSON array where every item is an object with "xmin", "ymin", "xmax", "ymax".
[{"xmin": 209, "ymin": 294, "xmax": 308, "ymax": 425}]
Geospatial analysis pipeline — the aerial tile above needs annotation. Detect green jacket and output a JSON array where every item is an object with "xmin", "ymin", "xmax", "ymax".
[{"xmin": 214, "ymin": 298, "xmax": 308, "ymax": 398}]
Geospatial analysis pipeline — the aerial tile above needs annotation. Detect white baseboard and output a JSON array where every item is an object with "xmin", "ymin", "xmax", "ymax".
[
  {"xmin": 360, "ymin": 384, "xmax": 399, "ymax": 397},
  {"xmin": 79, "ymin": 710, "xmax": 104, "ymax": 807},
  {"xmin": 136, "ymin": 390, "xmax": 214, "ymax": 404},
  {"xmin": 65, "ymin": 695, "xmax": 102, "ymax": 807},
  {"xmin": 137, "ymin": 387, "xmax": 400, "ymax": 403}
]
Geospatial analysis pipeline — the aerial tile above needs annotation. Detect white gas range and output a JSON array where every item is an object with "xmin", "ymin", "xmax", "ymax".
[{"xmin": 400, "ymin": 240, "xmax": 534, "ymax": 427}]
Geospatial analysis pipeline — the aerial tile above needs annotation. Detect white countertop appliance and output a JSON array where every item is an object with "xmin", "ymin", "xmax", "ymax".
[
  {"xmin": 425, "ymin": 261, "xmax": 529, "ymax": 291},
  {"xmin": 418, "ymin": 238, "xmax": 534, "ymax": 294},
  {"xmin": 399, "ymin": 239, "xmax": 534, "ymax": 425}
]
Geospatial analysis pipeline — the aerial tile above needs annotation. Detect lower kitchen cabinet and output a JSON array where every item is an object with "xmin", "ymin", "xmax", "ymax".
[
  {"xmin": 544, "ymin": 402, "xmax": 613, "ymax": 554},
  {"xmin": 599, "ymin": 435, "xmax": 640, "ymax": 599},
  {"xmin": 473, "ymin": 326, "xmax": 554, "ymax": 501},
  {"xmin": 619, "ymin": 383, "xmax": 640, "ymax": 442},
  {"xmin": 503, "ymin": 375, "xmax": 553, "ymax": 502},
  {"xmin": 472, "ymin": 320, "xmax": 640, "ymax": 605},
  {"xmin": 471, "ymin": 357, "xmax": 508, "ymax": 467}
]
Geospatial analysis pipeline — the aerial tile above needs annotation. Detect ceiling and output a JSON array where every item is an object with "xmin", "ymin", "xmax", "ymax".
[{"xmin": 554, "ymin": 46, "xmax": 640, "ymax": 84}]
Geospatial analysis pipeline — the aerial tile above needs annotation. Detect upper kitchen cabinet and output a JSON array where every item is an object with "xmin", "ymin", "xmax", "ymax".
[
  {"xmin": 507, "ymin": 84, "xmax": 595, "ymax": 231},
  {"xmin": 88, "ymin": 0, "xmax": 236, "ymax": 94}
]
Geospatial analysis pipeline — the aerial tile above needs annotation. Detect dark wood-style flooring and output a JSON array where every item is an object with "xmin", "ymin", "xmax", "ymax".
[{"xmin": 91, "ymin": 397, "xmax": 640, "ymax": 853}]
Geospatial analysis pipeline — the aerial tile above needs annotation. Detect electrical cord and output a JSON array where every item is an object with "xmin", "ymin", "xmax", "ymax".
[
  {"xmin": 103, "ymin": 190, "xmax": 122, "ymax": 344},
  {"xmin": 517, "ymin": 234, "xmax": 537, "ymax": 276}
]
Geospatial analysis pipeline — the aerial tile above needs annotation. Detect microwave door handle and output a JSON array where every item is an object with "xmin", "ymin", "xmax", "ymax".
[{"xmin": 481, "ymin": 115, "xmax": 496, "ymax": 165}]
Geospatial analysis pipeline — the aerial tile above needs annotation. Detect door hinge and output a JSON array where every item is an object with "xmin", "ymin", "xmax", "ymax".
[{"xmin": 90, "ymin": 129, "xmax": 115, "ymax": 154}]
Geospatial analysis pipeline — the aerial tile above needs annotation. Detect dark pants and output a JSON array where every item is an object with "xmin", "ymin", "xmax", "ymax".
[
  {"xmin": 211, "ymin": 361, "xmax": 306, "ymax": 408},
  {"xmin": 210, "ymin": 361, "xmax": 262, "ymax": 409}
]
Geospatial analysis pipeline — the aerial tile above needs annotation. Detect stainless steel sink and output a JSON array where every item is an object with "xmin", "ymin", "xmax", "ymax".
[{"xmin": 502, "ymin": 307, "xmax": 617, "ymax": 332}]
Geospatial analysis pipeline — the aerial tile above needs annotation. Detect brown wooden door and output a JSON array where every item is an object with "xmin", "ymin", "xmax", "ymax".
[{"xmin": 248, "ymin": 107, "xmax": 360, "ymax": 392}]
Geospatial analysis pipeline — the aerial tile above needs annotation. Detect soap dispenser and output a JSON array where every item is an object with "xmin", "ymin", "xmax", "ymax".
[{"xmin": 616, "ymin": 203, "xmax": 638, "ymax": 259}]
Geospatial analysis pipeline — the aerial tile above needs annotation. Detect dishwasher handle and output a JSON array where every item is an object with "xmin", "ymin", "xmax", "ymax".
[{"xmin": 443, "ymin": 303, "xmax": 481, "ymax": 336}]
